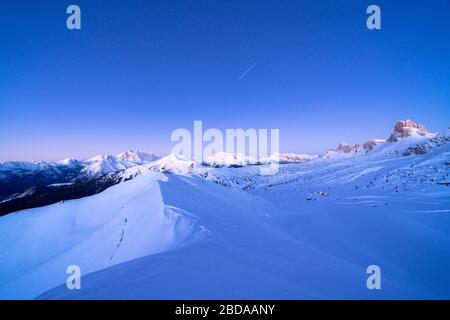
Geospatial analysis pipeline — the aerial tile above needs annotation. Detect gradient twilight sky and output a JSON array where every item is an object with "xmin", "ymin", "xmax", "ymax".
[{"xmin": 0, "ymin": 0, "xmax": 449, "ymax": 161}]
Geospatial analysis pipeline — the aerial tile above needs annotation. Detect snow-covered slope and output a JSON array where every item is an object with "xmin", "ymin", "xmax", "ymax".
[
  {"xmin": 1, "ymin": 119, "xmax": 449, "ymax": 299},
  {"xmin": 38, "ymin": 157, "xmax": 450, "ymax": 299},
  {"xmin": 320, "ymin": 120, "xmax": 438, "ymax": 161},
  {"xmin": 202, "ymin": 152, "xmax": 317, "ymax": 167},
  {"xmin": 0, "ymin": 150, "xmax": 159, "ymax": 202},
  {"xmin": 0, "ymin": 172, "xmax": 208, "ymax": 299}
]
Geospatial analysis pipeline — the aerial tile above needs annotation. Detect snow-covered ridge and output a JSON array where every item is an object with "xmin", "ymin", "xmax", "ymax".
[
  {"xmin": 24, "ymin": 141, "xmax": 450, "ymax": 299},
  {"xmin": 320, "ymin": 119, "xmax": 445, "ymax": 160},
  {"xmin": 82, "ymin": 150, "xmax": 160, "ymax": 177},
  {"xmin": 0, "ymin": 150, "xmax": 161, "ymax": 203},
  {"xmin": 0, "ymin": 150, "xmax": 160, "ymax": 177},
  {"xmin": 1, "ymin": 119, "xmax": 450, "ymax": 299},
  {"xmin": 0, "ymin": 172, "xmax": 210, "ymax": 299},
  {"xmin": 1, "ymin": 119, "xmax": 448, "ymax": 206},
  {"xmin": 202, "ymin": 152, "xmax": 317, "ymax": 167},
  {"xmin": 1, "ymin": 120, "xmax": 442, "ymax": 174},
  {"xmin": 121, "ymin": 154, "xmax": 195, "ymax": 179}
]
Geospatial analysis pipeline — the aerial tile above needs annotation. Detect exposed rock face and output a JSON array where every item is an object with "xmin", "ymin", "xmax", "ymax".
[
  {"xmin": 333, "ymin": 140, "xmax": 385, "ymax": 155},
  {"xmin": 336, "ymin": 143, "xmax": 354, "ymax": 153},
  {"xmin": 401, "ymin": 134, "xmax": 450, "ymax": 156},
  {"xmin": 387, "ymin": 120, "xmax": 431, "ymax": 142},
  {"xmin": 363, "ymin": 140, "xmax": 377, "ymax": 151},
  {"xmin": 363, "ymin": 139, "xmax": 385, "ymax": 152}
]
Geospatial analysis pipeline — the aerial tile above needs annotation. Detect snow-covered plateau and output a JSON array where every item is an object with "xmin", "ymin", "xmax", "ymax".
[{"xmin": 0, "ymin": 120, "xmax": 449, "ymax": 299}]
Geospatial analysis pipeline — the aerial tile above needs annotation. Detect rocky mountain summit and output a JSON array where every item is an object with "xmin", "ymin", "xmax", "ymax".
[{"xmin": 387, "ymin": 119, "xmax": 434, "ymax": 142}]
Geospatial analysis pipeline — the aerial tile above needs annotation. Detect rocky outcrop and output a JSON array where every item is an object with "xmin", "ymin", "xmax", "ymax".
[
  {"xmin": 363, "ymin": 139, "xmax": 384, "ymax": 151},
  {"xmin": 387, "ymin": 120, "xmax": 432, "ymax": 142},
  {"xmin": 328, "ymin": 140, "xmax": 385, "ymax": 156},
  {"xmin": 336, "ymin": 143, "xmax": 354, "ymax": 154},
  {"xmin": 401, "ymin": 134, "xmax": 450, "ymax": 156}
]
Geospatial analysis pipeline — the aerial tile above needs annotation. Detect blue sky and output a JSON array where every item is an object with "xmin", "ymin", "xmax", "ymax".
[{"xmin": 0, "ymin": 0, "xmax": 449, "ymax": 161}]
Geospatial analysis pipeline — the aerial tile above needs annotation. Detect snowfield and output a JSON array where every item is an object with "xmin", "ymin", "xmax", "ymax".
[
  {"xmin": 38, "ymin": 169, "xmax": 450, "ymax": 300},
  {"xmin": 0, "ymin": 172, "xmax": 209, "ymax": 299},
  {"xmin": 0, "ymin": 122, "xmax": 450, "ymax": 299}
]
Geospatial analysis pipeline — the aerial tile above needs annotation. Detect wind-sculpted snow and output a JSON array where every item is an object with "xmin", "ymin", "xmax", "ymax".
[
  {"xmin": 0, "ymin": 172, "xmax": 210, "ymax": 299},
  {"xmin": 32, "ymin": 134, "xmax": 450, "ymax": 299},
  {"xmin": 39, "ymin": 165, "xmax": 450, "ymax": 299}
]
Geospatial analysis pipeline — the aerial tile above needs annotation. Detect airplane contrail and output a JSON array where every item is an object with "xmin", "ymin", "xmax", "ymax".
[{"xmin": 239, "ymin": 62, "xmax": 257, "ymax": 79}]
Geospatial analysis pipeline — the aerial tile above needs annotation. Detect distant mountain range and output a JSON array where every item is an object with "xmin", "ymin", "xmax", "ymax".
[
  {"xmin": 1, "ymin": 119, "xmax": 450, "ymax": 299},
  {"xmin": 1, "ymin": 119, "xmax": 448, "ymax": 216}
]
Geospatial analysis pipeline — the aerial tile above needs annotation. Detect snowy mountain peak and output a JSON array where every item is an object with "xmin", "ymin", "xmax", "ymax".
[
  {"xmin": 57, "ymin": 158, "xmax": 80, "ymax": 166},
  {"xmin": 82, "ymin": 150, "xmax": 160, "ymax": 177},
  {"xmin": 142, "ymin": 154, "xmax": 194, "ymax": 175},
  {"xmin": 116, "ymin": 150, "xmax": 159, "ymax": 163},
  {"xmin": 203, "ymin": 152, "xmax": 255, "ymax": 167},
  {"xmin": 321, "ymin": 120, "xmax": 439, "ymax": 160},
  {"xmin": 387, "ymin": 119, "xmax": 435, "ymax": 142},
  {"xmin": 323, "ymin": 139, "xmax": 386, "ymax": 159}
]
